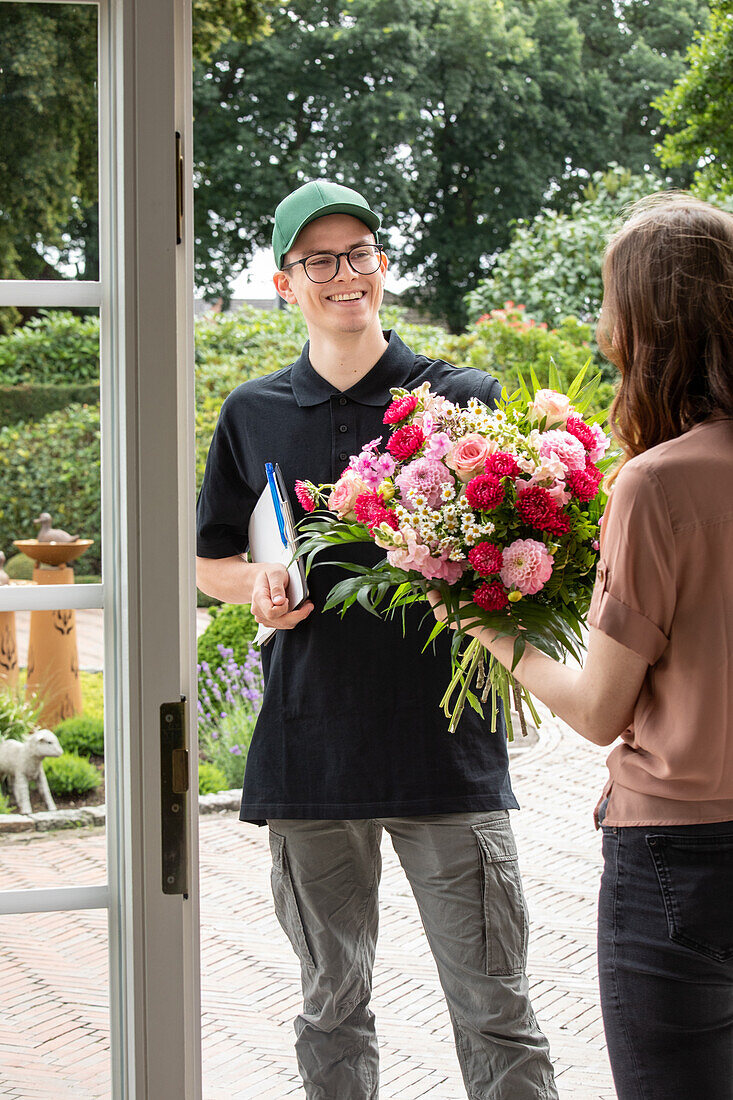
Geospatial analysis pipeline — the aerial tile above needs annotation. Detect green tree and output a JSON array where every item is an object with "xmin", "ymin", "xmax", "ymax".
[
  {"xmin": 564, "ymin": 0, "xmax": 708, "ymax": 184},
  {"xmin": 194, "ymin": 0, "xmax": 592, "ymax": 331},
  {"xmin": 465, "ymin": 165, "xmax": 661, "ymax": 328},
  {"xmin": 655, "ymin": 0, "xmax": 733, "ymax": 197},
  {"xmin": 0, "ymin": 0, "xmax": 271, "ymax": 319}
]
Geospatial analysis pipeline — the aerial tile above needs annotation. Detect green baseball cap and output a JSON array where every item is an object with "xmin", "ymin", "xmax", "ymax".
[{"xmin": 272, "ymin": 180, "xmax": 381, "ymax": 269}]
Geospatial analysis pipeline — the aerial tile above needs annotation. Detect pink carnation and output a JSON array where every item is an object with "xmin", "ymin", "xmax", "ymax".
[
  {"xmin": 418, "ymin": 552, "xmax": 465, "ymax": 584},
  {"xmin": 395, "ymin": 457, "xmax": 454, "ymax": 509},
  {"xmin": 486, "ymin": 451, "xmax": 520, "ymax": 479},
  {"xmin": 588, "ymin": 423, "xmax": 610, "ymax": 464},
  {"xmin": 384, "ymin": 394, "xmax": 418, "ymax": 424},
  {"xmin": 538, "ymin": 429, "xmax": 586, "ymax": 473},
  {"xmin": 465, "ymin": 474, "xmax": 505, "ymax": 511},
  {"xmin": 294, "ymin": 480, "xmax": 316, "ymax": 513},
  {"xmin": 387, "ymin": 424, "xmax": 425, "ymax": 461},
  {"xmin": 500, "ymin": 539, "xmax": 554, "ymax": 596},
  {"xmin": 566, "ymin": 417, "xmax": 610, "ymax": 464}
]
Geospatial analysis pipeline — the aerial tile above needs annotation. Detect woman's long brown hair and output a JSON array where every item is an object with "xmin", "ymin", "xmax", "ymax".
[{"xmin": 600, "ymin": 193, "xmax": 733, "ymax": 484}]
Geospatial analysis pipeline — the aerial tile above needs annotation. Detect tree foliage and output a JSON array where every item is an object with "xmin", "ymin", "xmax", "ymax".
[
  {"xmin": 465, "ymin": 166, "xmax": 661, "ymax": 328},
  {"xmin": 193, "ymin": 0, "xmax": 708, "ymax": 331},
  {"xmin": 654, "ymin": 0, "xmax": 733, "ymax": 197}
]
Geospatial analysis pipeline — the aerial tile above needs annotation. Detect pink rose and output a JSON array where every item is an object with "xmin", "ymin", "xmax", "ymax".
[
  {"xmin": 445, "ymin": 433, "xmax": 497, "ymax": 483},
  {"xmin": 528, "ymin": 389, "xmax": 572, "ymax": 427},
  {"xmin": 328, "ymin": 471, "xmax": 369, "ymax": 520}
]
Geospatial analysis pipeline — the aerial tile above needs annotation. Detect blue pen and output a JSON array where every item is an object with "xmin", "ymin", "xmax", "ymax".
[{"xmin": 266, "ymin": 462, "xmax": 289, "ymax": 548}]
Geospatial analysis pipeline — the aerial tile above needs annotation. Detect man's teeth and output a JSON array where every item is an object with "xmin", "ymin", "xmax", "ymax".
[{"xmin": 329, "ymin": 292, "xmax": 364, "ymax": 301}]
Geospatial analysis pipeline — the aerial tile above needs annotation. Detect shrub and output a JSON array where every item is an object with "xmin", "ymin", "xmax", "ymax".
[
  {"xmin": 0, "ymin": 789, "xmax": 11, "ymax": 814},
  {"xmin": 54, "ymin": 715, "xmax": 104, "ymax": 757},
  {"xmin": 0, "ymin": 383, "xmax": 99, "ymax": 430},
  {"xmin": 2, "ymin": 553, "xmax": 34, "ymax": 581},
  {"xmin": 0, "ymin": 311, "xmax": 99, "ymax": 385},
  {"xmin": 442, "ymin": 305, "xmax": 614, "ymax": 414},
  {"xmin": 43, "ymin": 752, "xmax": 102, "ymax": 795},
  {"xmin": 198, "ymin": 761, "xmax": 228, "ymax": 795},
  {"xmin": 197, "ymin": 604, "xmax": 258, "ymax": 668},
  {"xmin": 0, "ymin": 402, "xmax": 101, "ymax": 575},
  {"xmin": 0, "ymin": 690, "xmax": 42, "ymax": 741}
]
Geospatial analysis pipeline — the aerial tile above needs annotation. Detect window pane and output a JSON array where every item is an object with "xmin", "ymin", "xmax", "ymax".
[
  {"xmin": 1, "ymin": 307, "xmax": 104, "ymax": 860},
  {"xmin": 0, "ymin": 3, "xmax": 99, "ymax": 289},
  {"xmin": 0, "ymin": 908, "xmax": 110, "ymax": 1097}
]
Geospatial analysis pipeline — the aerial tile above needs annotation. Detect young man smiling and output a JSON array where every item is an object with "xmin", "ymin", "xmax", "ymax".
[{"xmin": 196, "ymin": 180, "xmax": 557, "ymax": 1100}]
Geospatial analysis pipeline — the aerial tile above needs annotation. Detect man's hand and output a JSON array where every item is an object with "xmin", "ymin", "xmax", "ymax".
[{"xmin": 251, "ymin": 564, "xmax": 314, "ymax": 631}]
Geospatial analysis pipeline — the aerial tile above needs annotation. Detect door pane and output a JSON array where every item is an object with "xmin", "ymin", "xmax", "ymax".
[
  {"xmin": 0, "ymin": 3, "xmax": 99, "ymax": 287},
  {"xmin": 0, "ymin": 907, "xmax": 110, "ymax": 1098},
  {"xmin": 1, "ymin": 306, "xmax": 105, "ymax": 857}
]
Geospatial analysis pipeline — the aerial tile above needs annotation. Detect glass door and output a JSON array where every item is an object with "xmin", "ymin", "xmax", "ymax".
[{"xmin": 0, "ymin": 0, "xmax": 199, "ymax": 1096}]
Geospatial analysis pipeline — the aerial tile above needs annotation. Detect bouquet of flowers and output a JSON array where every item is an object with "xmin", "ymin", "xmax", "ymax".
[{"xmin": 294, "ymin": 367, "xmax": 612, "ymax": 736}]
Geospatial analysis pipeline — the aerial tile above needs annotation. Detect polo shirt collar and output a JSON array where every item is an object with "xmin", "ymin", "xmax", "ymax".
[{"xmin": 290, "ymin": 330, "xmax": 416, "ymax": 407}]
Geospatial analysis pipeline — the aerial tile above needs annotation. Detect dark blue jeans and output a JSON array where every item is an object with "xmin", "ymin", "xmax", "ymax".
[{"xmin": 598, "ymin": 818, "xmax": 733, "ymax": 1100}]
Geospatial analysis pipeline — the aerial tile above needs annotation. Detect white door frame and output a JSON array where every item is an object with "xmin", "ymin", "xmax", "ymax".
[{"xmin": 0, "ymin": 0, "xmax": 200, "ymax": 1095}]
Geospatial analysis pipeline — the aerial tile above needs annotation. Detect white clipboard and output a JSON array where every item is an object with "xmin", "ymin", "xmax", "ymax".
[{"xmin": 247, "ymin": 463, "xmax": 308, "ymax": 646}]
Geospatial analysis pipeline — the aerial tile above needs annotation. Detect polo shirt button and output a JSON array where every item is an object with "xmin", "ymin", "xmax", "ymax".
[
  {"xmin": 339, "ymin": 423, "xmax": 348, "ymax": 433},
  {"xmin": 339, "ymin": 451, "xmax": 348, "ymax": 461},
  {"xmin": 339, "ymin": 397, "xmax": 348, "ymax": 406}
]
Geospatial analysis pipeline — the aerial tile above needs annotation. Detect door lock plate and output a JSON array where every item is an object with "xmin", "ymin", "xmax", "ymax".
[{"xmin": 160, "ymin": 699, "xmax": 188, "ymax": 896}]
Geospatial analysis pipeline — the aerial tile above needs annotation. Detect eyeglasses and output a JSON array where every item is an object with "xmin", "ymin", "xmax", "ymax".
[{"xmin": 282, "ymin": 244, "xmax": 385, "ymax": 283}]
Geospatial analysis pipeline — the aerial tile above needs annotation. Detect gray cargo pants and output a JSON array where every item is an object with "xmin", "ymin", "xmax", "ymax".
[{"xmin": 268, "ymin": 811, "xmax": 557, "ymax": 1099}]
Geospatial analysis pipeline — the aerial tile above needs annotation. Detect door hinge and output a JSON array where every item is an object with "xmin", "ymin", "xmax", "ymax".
[
  {"xmin": 175, "ymin": 131, "xmax": 184, "ymax": 245},
  {"xmin": 160, "ymin": 697, "xmax": 189, "ymax": 896}
]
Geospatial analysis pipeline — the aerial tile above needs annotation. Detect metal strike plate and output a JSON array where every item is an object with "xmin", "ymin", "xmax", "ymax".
[{"xmin": 160, "ymin": 698, "xmax": 189, "ymax": 897}]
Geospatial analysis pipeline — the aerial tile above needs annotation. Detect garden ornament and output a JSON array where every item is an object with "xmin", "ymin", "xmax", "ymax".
[
  {"xmin": 0, "ymin": 552, "xmax": 8, "ymax": 585},
  {"xmin": 0, "ymin": 728, "xmax": 63, "ymax": 814},
  {"xmin": 33, "ymin": 513, "xmax": 79, "ymax": 543}
]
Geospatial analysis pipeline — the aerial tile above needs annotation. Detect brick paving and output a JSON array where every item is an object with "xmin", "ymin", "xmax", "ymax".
[{"xmin": 0, "ymin": 710, "xmax": 616, "ymax": 1099}]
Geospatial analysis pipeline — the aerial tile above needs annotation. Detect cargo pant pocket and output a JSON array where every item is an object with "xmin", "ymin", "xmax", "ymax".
[
  {"xmin": 472, "ymin": 817, "xmax": 529, "ymax": 976},
  {"xmin": 269, "ymin": 830, "xmax": 316, "ymax": 971},
  {"xmin": 647, "ymin": 831, "xmax": 733, "ymax": 962}
]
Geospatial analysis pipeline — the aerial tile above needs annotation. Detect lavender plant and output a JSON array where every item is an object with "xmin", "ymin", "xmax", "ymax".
[{"xmin": 197, "ymin": 642, "xmax": 263, "ymax": 790}]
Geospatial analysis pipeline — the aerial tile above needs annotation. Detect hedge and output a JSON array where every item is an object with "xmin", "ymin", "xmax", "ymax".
[
  {"xmin": 0, "ymin": 311, "xmax": 99, "ymax": 385},
  {"xmin": 0, "ymin": 403, "xmax": 101, "ymax": 575},
  {"xmin": 0, "ymin": 383, "xmax": 100, "ymax": 429}
]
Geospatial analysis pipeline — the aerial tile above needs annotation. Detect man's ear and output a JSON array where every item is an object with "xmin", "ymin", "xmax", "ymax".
[
  {"xmin": 273, "ymin": 270, "xmax": 298, "ymax": 304},
  {"xmin": 378, "ymin": 248, "xmax": 388, "ymax": 277}
]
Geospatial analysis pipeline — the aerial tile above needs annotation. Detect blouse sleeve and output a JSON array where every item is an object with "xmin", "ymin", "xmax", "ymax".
[{"xmin": 587, "ymin": 461, "xmax": 675, "ymax": 665}]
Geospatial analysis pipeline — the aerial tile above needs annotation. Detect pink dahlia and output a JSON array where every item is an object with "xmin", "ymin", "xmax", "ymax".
[
  {"xmin": 500, "ymin": 538, "xmax": 554, "ymax": 596},
  {"xmin": 294, "ymin": 480, "xmax": 316, "ymax": 513},
  {"xmin": 387, "ymin": 424, "xmax": 425, "ymax": 461},
  {"xmin": 384, "ymin": 394, "xmax": 419, "ymax": 424},
  {"xmin": 566, "ymin": 460, "xmax": 603, "ymax": 503},
  {"xmin": 486, "ymin": 451, "xmax": 520, "ymax": 479},
  {"xmin": 467, "ymin": 542, "xmax": 504, "ymax": 577},
  {"xmin": 465, "ymin": 473, "xmax": 505, "ymax": 511},
  {"xmin": 395, "ymin": 457, "xmax": 454, "ymax": 510},
  {"xmin": 473, "ymin": 581, "xmax": 509, "ymax": 611},
  {"xmin": 538, "ymin": 429, "xmax": 586, "ymax": 473},
  {"xmin": 516, "ymin": 485, "xmax": 571, "ymax": 536}
]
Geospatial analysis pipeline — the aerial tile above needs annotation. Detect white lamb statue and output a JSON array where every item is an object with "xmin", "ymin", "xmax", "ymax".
[{"xmin": 0, "ymin": 729, "xmax": 63, "ymax": 814}]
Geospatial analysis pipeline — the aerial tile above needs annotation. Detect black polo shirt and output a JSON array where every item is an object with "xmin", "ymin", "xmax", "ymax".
[{"xmin": 196, "ymin": 330, "xmax": 518, "ymax": 824}]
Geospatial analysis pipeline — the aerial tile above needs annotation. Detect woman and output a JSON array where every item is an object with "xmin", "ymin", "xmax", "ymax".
[{"xmin": 430, "ymin": 193, "xmax": 733, "ymax": 1099}]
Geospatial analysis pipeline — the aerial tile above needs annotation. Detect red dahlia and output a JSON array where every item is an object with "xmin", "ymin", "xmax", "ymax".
[
  {"xmin": 486, "ymin": 451, "xmax": 520, "ymax": 479},
  {"xmin": 465, "ymin": 473, "xmax": 505, "ymax": 511},
  {"xmin": 387, "ymin": 424, "xmax": 425, "ymax": 460},
  {"xmin": 468, "ymin": 541, "xmax": 503, "ymax": 577},
  {"xmin": 566, "ymin": 460, "xmax": 603, "ymax": 502},
  {"xmin": 383, "ymin": 394, "xmax": 419, "ymax": 424},
  {"xmin": 516, "ymin": 485, "xmax": 571, "ymax": 535},
  {"xmin": 565, "ymin": 416, "xmax": 596, "ymax": 452},
  {"xmin": 473, "ymin": 581, "xmax": 509, "ymax": 611}
]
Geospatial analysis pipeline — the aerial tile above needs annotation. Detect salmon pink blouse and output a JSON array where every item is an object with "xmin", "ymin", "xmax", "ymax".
[{"xmin": 588, "ymin": 417, "xmax": 733, "ymax": 826}]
